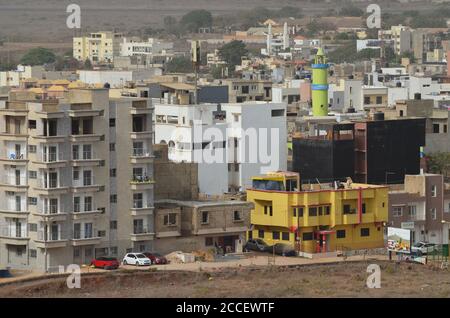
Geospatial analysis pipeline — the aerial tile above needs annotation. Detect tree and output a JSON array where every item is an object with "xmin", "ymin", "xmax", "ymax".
[
  {"xmin": 165, "ymin": 56, "xmax": 193, "ymax": 73},
  {"xmin": 210, "ymin": 65, "xmax": 227, "ymax": 79},
  {"xmin": 218, "ymin": 40, "xmax": 248, "ymax": 70},
  {"xmin": 84, "ymin": 59, "xmax": 93, "ymax": 70},
  {"xmin": 180, "ymin": 10, "xmax": 212, "ymax": 33},
  {"xmin": 20, "ymin": 47, "xmax": 56, "ymax": 65},
  {"xmin": 338, "ymin": 5, "xmax": 364, "ymax": 17},
  {"xmin": 427, "ymin": 152, "xmax": 450, "ymax": 176}
]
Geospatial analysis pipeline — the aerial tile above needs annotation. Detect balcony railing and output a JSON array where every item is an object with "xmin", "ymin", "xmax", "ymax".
[
  {"xmin": 1, "ymin": 176, "xmax": 27, "ymax": 186},
  {"xmin": 72, "ymin": 150, "xmax": 98, "ymax": 160},
  {"xmin": 133, "ymin": 202, "xmax": 153, "ymax": 209},
  {"xmin": 73, "ymin": 203, "xmax": 97, "ymax": 213},
  {"xmin": 132, "ymin": 148, "xmax": 151, "ymax": 157},
  {"xmin": 1, "ymin": 226, "xmax": 27, "ymax": 238},
  {"xmin": 133, "ymin": 227, "xmax": 151, "ymax": 235},
  {"xmin": 130, "ymin": 175, "xmax": 153, "ymax": 184},
  {"xmin": 5, "ymin": 153, "xmax": 26, "ymax": 160},
  {"xmin": 41, "ymin": 151, "xmax": 65, "ymax": 162},
  {"xmin": 37, "ymin": 230, "xmax": 64, "ymax": 241}
]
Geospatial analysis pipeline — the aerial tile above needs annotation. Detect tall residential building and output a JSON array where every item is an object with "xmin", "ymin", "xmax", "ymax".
[
  {"xmin": 154, "ymin": 100, "xmax": 287, "ymax": 195},
  {"xmin": 73, "ymin": 32, "xmax": 123, "ymax": 64},
  {"xmin": 247, "ymin": 172, "xmax": 389, "ymax": 254},
  {"xmin": 0, "ymin": 88, "xmax": 154, "ymax": 272}
]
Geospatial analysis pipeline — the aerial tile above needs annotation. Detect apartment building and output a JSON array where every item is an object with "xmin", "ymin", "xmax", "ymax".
[
  {"xmin": 379, "ymin": 25, "xmax": 412, "ymax": 55},
  {"xmin": 222, "ymin": 79, "xmax": 272, "ymax": 103},
  {"xmin": 247, "ymin": 172, "xmax": 389, "ymax": 254},
  {"xmin": 0, "ymin": 87, "xmax": 154, "ymax": 272},
  {"xmin": 154, "ymin": 100, "xmax": 287, "ymax": 195},
  {"xmin": 73, "ymin": 31, "xmax": 123, "ymax": 64},
  {"xmin": 389, "ymin": 174, "xmax": 450, "ymax": 245},
  {"xmin": 0, "ymin": 65, "xmax": 44, "ymax": 87}
]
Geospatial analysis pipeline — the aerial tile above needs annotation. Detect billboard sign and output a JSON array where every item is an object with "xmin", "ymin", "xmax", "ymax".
[{"xmin": 387, "ymin": 227, "xmax": 411, "ymax": 253}]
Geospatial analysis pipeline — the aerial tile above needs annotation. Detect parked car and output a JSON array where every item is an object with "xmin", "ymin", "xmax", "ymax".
[
  {"xmin": 122, "ymin": 253, "xmax": 151, "ymax": 266},
  {"xmin": 244, "ymin": 239, "xmax": 270, "ymax": 252},
  {"xmin": 272, "ymin": 243, "xmax": 296, "ymax": 257},
  {"xmin": 90, "ymin": 257, "xmax": 120, "ymax": 270},
  {"xmin": 143, "ymin": 252, "xmax": 168, "ymax": 265},
  {"xmin": 411, "ymin": 242, "xmax": 437, "ymax": 255}
]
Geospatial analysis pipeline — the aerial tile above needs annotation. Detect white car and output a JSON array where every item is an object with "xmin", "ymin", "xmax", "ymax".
[
  {"xmin": 122, "ymin": 253, "xmax": 151, "ymax": 266},
  {"xmin": 411, "ymin": 242, "xmax": 437, "ymax": 255}
]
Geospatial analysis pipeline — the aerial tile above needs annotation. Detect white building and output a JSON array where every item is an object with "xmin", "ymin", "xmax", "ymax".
[
  {"xmin": 120, "ymin": 38, "xmax": 173, "ymax": 57},
  {"xmin": 154, "ymin": 101, "xmax": 287, "ymax": 195},
  {"xmin": 0, "ymin": 65, "xmax": 44, "ymax": 87}
]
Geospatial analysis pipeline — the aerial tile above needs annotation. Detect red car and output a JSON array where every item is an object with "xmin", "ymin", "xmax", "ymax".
[
  {"xmin": 142, "ymin": 252, "xmax": 168, "ymax": 265},
  {"xmin": 90, "ymin": 257, "xmax": 120, "ymax": 270}
]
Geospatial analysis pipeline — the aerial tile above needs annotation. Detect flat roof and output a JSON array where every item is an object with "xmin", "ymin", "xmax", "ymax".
[{"xmin": 155, "ymin": 199, "xmax": 253, "ymax": 209}]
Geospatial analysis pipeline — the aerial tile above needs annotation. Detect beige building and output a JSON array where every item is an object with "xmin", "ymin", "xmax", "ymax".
[
  {"xmin": 0, "ymin": 87, "xmax": 154, "ymax": 272},
  {"xmin": 154, "ymin": 199, "xmax": 253, "ymax": 254},
  {"xmin": 73, "ymin": 32, "xmax": 123, "ymax": 64},
  {"xmin": 222, "ymin": 79, "xmax": 272, "ymax": 103}
]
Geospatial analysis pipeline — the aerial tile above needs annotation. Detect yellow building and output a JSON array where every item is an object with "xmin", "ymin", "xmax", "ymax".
[
  {"xmin": 73, "ymin": 31, "xmax": 123, "ymax": 64},
  {"xmin": 247, "ymin": 172, "xmax": 388, "ymax": 254}
]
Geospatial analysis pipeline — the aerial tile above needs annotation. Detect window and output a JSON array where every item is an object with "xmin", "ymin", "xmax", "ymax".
[
  {"xmin": 201, "ymin": 211, "xmax": 209, "ymax": 224},
  {"xmin": 110, "ymin": 194, "xmax": 117, "ymax": 203},
  {"xmin": 431, "ymin": 185, "xmax": 437, "ymax": 197},
  {"xmin": 109, "ymin": 118, "xmax": 116, "ymax": 127},
  {"xmin": 324, "ymin": 206, "xmax": 331, "ymax": 215},
  {"xmin": 408, "ymin": 205, "xmax": 417, "ymax": 219},
  {"xmin": 271, "ymin": 109, "xmax": 285, "ymax": 117},
  {"xmin": 110, "ymin": 247, "xmax": 118, "ymax": 255},
  {"xmin": 343, "ymin": 204, "xmax": 351, "ymax": 214},
  {"xmin": 393, "ymin": 206, "xmax": 403, "ymax": 217},
  {"xmin": 337, "ymin": 230, "xmax": 346, "ymax": 239},
  {"xmin": 84, "ymin": 196, "xmax": 92, "ymax": 211},
  {"xmin": 30, "ymin": 249, "xmax": 37, "ymax": 258},
  {"xmin": 164, "ymin": 213, "xmax": 177, "ymax": 226},
  {"xmin": 318, "ymin": 206, "xmax": 323, "ymax": 216},
  {"xmin": 361, "ymin": 228, "xmax": 370, "ymax": 237},
  {"xmin": 29, "ymin": 223, "xmax": 37, "ymax": 232},
  {"xmin": 433, "ymin": 124, "xmax": 440, "ymax": 134},
  {"xmin": 272, "ymin": 231, "xmax": 280, "ymax": 240},
  {"xmin": 109, "ymin": 143, "xmax": 115, "ymax": 151},
  {"xmin": 28, "ymin": 145, "xmax": 37, "ymax": 153},
  {"xmin": 29, "ymin": 171, "xmax": 37, "ymax": 179},
  {"xmin": 110, "ymin": 169, "xmax": 116, "ymax": 177},
  {"xmin": 110, "ymin": 220, "xmax": 117, "ymax": 230},
  {"xmin": 376, "ymin": 96, "xmax": 382, "ymax": 104},
  {"xmin": 233, "ymin": 210, "xmax": 241, "ymax": 221},
  {"xmin": 98, "ymin": 230, "xmax": 106, "ymax": 237},
  {"xmin": 28, "ymin": 197, "xmax": 37, "ymax": 205},
  {"xmin": 16, "ymin": 246, "xmax": 25, "ymax": 257},
  {"xmin": 258, "ymin": 229, "xmax": 264, "ymax": 238},
  {"xmin": 308, "ymin": 207, "xmax": 317, "ymax": 217},
  {"xmin": 205, "ymin": 237, "xmax": 213, "ymax": 246},
  {"xmin": 28, "ymin": 120, "xmax": 36, "ymax": 129},
  {"xmin": 364, "ymin": 96, "xmax": 371, "ymax": 105},
  {"xmin": 73, "ymin": 168, "xmax": 79, "ymax": 180},
  {"xmin": 264, "ymin": 205, "xmax": 273, "ymax": 216},
  {"xmin": 282, "ymin": 232, "xmax": 290, "ymax": 241},
  {"xmin": 362, "ymin": 203, "xmax": 366, "ymax": 214},
  {"xmin": 302, "ymin": 232, "xmax": 313, "ymax": 241},
  {"xmin": 431, "ymin": 208, "xmax": 437, "ymax": 220},
  {"xmin": 294, "ymin": 207, "xmax": 303, "ymax": 218}
]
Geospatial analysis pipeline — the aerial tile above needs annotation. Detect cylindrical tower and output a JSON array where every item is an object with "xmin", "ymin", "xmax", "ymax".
[{"xmin": 311, "ymin": 48, "xmax": 329, "ymax": 116}]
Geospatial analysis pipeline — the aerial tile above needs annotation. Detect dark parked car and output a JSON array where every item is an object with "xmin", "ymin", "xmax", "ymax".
[
  {"xmin": 90, "ymin": 257, "xmax": 120, "ymax": 270},
  {"xmin": 244, "ymin": 239, "xmax": 270, "ymax": 252},
  {"xmin": 142, "ymin": 252, "xmax": 168, "ymax": 265},
  {"xmin": 272, "ymin": 243, "xmax": 296, "ymax": 257}
]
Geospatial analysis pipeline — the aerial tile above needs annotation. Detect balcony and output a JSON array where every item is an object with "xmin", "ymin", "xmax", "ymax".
[
  {"xmin": 0, "ymin": 152, "xmax": 28, "ymax": 165},
  {"xmin": 130, "ymin": 130, "xmax": 152, "ymax": 140},
  {"xmin": 130, "ymin": 227, "xmax": 154, "ymax": 241},
  {"xmin": 71, "ymin": 150, "xmax": 103, "ymax": 167},
  {"xmin": 342, "ymin": 213, "xmax": 359, "ymax": 225},
  {"xmin": 35, "ymin": 230, "xmax": 68, "ymax": 248},
  {"xmin": 130, "ymin": 148, "xmax": 154, "ymax": 164},
  {"xmin": 0, "ymin": 176, "xmax": 28, "ymax": 192},
  {"xmin": 32, "ymin": 152, "xmax": 67, "ymax": 168},
  {"xmin": 0, "ymin": 131, "xmax": 27, "ymax": 141},
  {"xmin": 0, "ymin": 227, "xmax": 29, "ymax": 245},
  {"xmin": 32, "ymin": 134, "xmax": 67, "ymax": 143},
  {"xmin": 69, "ymin": 134, "xmax": 103, "ymax": 143},
  {"xmin": 32, "ymin": 210, "xmax": 68, "ymax": 222},
  {"xmin": 72, "ymin": 177, "xmax": 102, "ymax": 193},
  {"xmin": 71, "ymin": 234, "xmax": 101, "ymax": 246},
  {"xmin": 0, "ymin": 207, "xmax": 29, "ymax": 218},
  {"xmin": 72, "ymin": 206, "xmax": 103, "ymax": 220},
  {"xmin": 130, "ymin": 204, "xmax": 154, "ymax": 216},
  {"xmin": 33, "ymin": 179, "xmax": 69, "ymax": 195},
  {"xmin": 129, "ymin": 176, "xmax": 155, "ymax": 190}
]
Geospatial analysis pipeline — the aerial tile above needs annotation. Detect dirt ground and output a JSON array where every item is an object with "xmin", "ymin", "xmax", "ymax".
[{"xmin": 1, "ymin": 260, "xmax": 449, "ymax": 298}]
